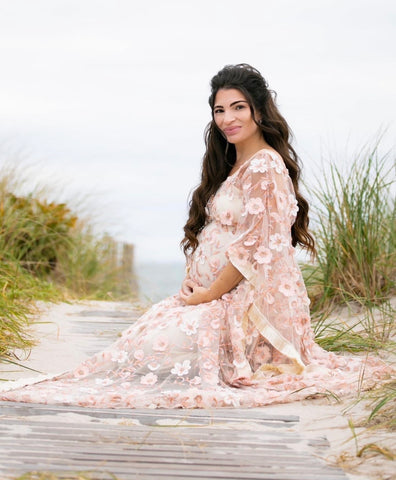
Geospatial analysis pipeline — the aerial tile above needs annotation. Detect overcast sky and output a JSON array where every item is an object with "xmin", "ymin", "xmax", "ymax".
[{"xmin": 0, "ymin": 0, "xmax": 395, "ymax": 263}]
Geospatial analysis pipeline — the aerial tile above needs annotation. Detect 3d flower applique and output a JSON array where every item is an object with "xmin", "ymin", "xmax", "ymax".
[
  {"xmin": 278, "ymin": 275, "xmax": 298, "ymax": 297},
  {"xmin": 269, "ymin": 233, "xmax": 289, "ymax": 251},
  {"xmin": 231, "ymin": 246, "xmax": 250, "ymax": 265},
  {"xmin": 246, "ymin": 197, "xmax": 265, "ymax": 214},
  {"xmin": 190, "ymin": 376, "xmax": 202, "ymax": 385},
  {"xmin": 148, "ymin": 362, "xmax": 161, "ymax": 371},
  {"xmin": 95, "ymin": 378, "xmax": 114, "ymax": 387},
  {"xmin": 171, "ymin": 360, "xmax": 191, "ymax": 376},
  {"xmin": 180, "ymin": 317, "xmax": 199, "ymax": 336},
  {"xmin": 288, "ymin": 195, "xmax": 299, "ymax": 217},
  {"xmin": 133, "ymin": 349, "xmax": 145, "ymax": 361},
  {"xmin": 140, "ymin": 372, "xmax": 158, "ymax": 385},
  {"xmin": 152, "ymin": 335, "xmax": 169, "ymax": 351},
  {"xmin": 219, "ymin": 210, "xmax": 234, "ymax": 225},
  {"xmin": 253, "ymin": 246, "xmax": 272, "ymax": 264},
  {"xmin": 243, "ymin": 235, "xmax": 258, "ymax": 246},
  {"xmin": 270, "ymin": 159, "xmax": 283, "ymax": 174},
  {"xmin": 249, "ymin": 157, "xmax": 269, "ymax": 173},
  {"xmin": 111, "ymin": 350, "xmax": 129, "ymax": 364}
]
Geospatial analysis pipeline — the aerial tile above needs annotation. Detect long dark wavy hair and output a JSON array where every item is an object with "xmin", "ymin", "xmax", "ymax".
[{"xmin": 181, "ymin": 64, "xmax": 315, "ymax": 257}]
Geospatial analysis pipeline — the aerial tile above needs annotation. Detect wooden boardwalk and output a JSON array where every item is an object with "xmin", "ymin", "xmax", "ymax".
[{"xmin": 0, "ymin": 304, "xmax": 349, "ymax": 480}]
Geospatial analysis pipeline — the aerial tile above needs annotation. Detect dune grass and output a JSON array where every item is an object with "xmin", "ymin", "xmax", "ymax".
[
  {"xmin": 302, "ymin": 143, "xmax": 396, "ymax": 352},
  {"xmin": 301, "ymin": 142, "xmax": 395, "ymax": 465},
  {"xmin": 0, "ymin": 161, "xmax": 136, "ymax": 363}
]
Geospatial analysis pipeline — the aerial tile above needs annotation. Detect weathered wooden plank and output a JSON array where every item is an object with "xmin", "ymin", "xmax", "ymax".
[
  {"xmin": 2, "ymin": 453, "xmax": 347, "ymax": 478},
  {"xmin": 0, "ymin": 304, "xmax": 348, "ymax": 480},
  {"xmin": 0, "ymin": 401, "xmax": 300, "ymax": 422}
]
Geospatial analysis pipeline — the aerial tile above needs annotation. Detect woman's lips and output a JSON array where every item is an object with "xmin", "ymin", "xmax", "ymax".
[{"xmin": 224, "ymin": 126, "xmax": 241, "ymax": 136}]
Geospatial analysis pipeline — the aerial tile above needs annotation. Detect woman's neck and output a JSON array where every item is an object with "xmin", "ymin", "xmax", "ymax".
[{"xmin": 234, "ymin": 138, "xmax": 271, "ymax": 166}]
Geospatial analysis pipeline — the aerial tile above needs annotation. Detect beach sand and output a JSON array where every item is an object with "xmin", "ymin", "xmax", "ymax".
[{"xmin": 0, "ymin": 300, "xmax": 394, "ymax": 480}]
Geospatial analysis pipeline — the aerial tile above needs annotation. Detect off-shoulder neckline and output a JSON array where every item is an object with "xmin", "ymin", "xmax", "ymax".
[{"xmin": 226, "ymin": 148, "xmax": 280, "ymax": 180}]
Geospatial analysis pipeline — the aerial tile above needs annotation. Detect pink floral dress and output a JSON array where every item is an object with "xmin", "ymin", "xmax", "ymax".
[{"xmin": 1, "ymin": 149, "xmax": 389, "ymax": 408}]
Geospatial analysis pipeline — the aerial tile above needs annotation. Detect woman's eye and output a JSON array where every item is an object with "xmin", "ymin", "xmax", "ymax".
[
  {"xmin": 214, "ymin": 109, "xmax": 223, "ymax": 114},
  {"xmin": 235, "ymin": 105, "xmax": 245, "ymax": 110}
]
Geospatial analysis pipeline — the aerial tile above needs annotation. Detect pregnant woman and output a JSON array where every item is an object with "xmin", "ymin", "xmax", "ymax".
[{"xmin": 1, "ymin": 64, "xmax": 388, "ymax": 408}]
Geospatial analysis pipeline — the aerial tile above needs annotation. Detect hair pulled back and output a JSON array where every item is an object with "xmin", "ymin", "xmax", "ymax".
[{"xmin": 181, "ymin": 63, "xmax": 315, "ymax": 257}]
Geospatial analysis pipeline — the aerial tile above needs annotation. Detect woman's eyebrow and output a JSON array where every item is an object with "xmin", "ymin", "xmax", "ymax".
[{"xmin": 213, "ymin": 100, "xmax": 248, "ymax": 109}]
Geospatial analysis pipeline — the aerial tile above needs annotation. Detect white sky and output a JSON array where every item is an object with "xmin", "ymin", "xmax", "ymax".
[{"xmin": 0, "ymin": 0, "xmax": 395, "ymax": 262}]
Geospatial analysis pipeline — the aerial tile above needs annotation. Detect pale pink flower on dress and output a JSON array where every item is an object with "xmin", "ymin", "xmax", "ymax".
[
  {"xmin": 233, "ymin": 358, "xmax": 248, "ymax": 369},
  {"xmin": 288, "ymin": 194, "xmax": 299, "ymax": 217},
  {"xmin": 157, "ymin": 321, "xmax": 169, "ymax": 330},
  {"xmin": 253, "ymin": 246, "xmax": 272, "ymax": 264},
  {"xmin": 289, "ymin": 298, "xmax": 299, "ymax": 310},
  {"xmin": 246, "ymin": 197, "xmax": 265, "ymax": 215},
  {"xmin": 269, "ymin": 233, "xmax": 289, "ymax": 251},
  {"xmin": 121, "ymin": 382, "xmax": 131, "ymax": 389},
  {"xmin": 99, "ymin": 351, "xmax": 113, "ymax": 362},
  {"xmin": 119, "ymin": 369, "xmax": 134, "ymax": 379},
  {"xmin": 195, "ymin": 249, "xmax": 206, "ymax": 264},
  {"xmin": 224, "ymin": 394, "xmax": 240, "ymax": 407},
  {"xmin": 278, "ymin": 276, "xmax": 297, "ymax": 297},
  {"xmin": 255, "ymin": 344, "xmax": 272, "ymax": 363},
  {"xmin": 79, "ymin": 387, "xmax": 98, "ymax": 394},
  {"xmin": 209, "ymin": 258, "xmax": 220, "ymax": 273},
  {"xmin": 210, "ymin": 317, "xmax": 220, "ymax": 329},
  {"xmin": 140, "ymin": 372, "xmax": 158, "ymax": 385},
  {"xmin": 171, "ymin": 360, "xmax": 191, "ymax": 376},
  {"xmin": 249, "ymin": 157, "xmax": 269, "ymax": 173},
  {"xmin": 190, "ymin": 376, "xmax": 202, "ymax": 385},
  {"xmin": 243, "ymin": 235, "xmax": 257, "ymax": 247},
  {"xmin": 95, "ymin": 378, "xmax": 113, "ymax": 387},
  {"xmin": 260, "ymin": 178, "xmax": 272, "ymax": 191},
  {"xmin": 270, "ymin": 159, "xmax": 283, "ymax": 174},
  {"xmin": 111, "ymin": 350, "xmax": 128, "ymax": 364},
  {"xmin": 265, "ymin": 291, "xmax": 275, "ymax": 304},
  {"xmin": 180, "ymin": 317, "xmax": 199, "ymax": 336},
  {"xmin": 231, "ymin": 246, "xmax": 249, "ymax": 265},
  {"xmin": 203, "ymin": 360, "xmax": 215, "ymax": 370},
  {"xmin": 285, "ymin": 266, "xmax": 300, "ymax": 281},
  {"xmin": 242, "ymin": 180, "xmax": 252, "ymax": 191},
  {"xmin": 148, "ymin": 361, "xmax": 160, "ymax": 371},
  {"xmin": 198, "ymin": 335, "xmax": 211, "ymax": 348},
  {"xmin": 133, "ymin": 349, "xmax": 144, "ymax": 361},
  {"xmin": 219, "ymin": 210, "xmax": 234, "ymax": 225},
  {"xmin": 73, "ymin": 365, "xmax": 91, "ymax": 379},
  {"xmin": 153, "ymin": 335, "xmax": 169, "ymax": 352}
]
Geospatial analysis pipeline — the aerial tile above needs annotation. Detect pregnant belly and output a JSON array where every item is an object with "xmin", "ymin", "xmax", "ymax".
[{"xmin": 189, "ymin": 222, "xmax": 236, "ymax": 288}]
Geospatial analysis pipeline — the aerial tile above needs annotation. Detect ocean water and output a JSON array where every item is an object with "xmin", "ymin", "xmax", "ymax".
[{"xmin": 135, "ymin": 261, "xmax": 185, "ymax": 303}]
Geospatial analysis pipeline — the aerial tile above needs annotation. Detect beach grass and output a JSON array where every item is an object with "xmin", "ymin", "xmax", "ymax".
[
  {"xmin": 302, "ymin": 142, "xmax": 396, "ymax": 352},
  {"xmin": 301, "ymin": 142, "xmax": 396, "ymax": 467},
  {"xmin": 0, "ymin": 160, "xmax": 136, "ymax": 362}
]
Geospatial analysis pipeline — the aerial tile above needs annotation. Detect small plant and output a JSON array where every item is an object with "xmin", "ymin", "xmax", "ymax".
[
  {"xmin": 0, "ymin": 156, "xmax": 136, "ymax": 363},
  {"xmin": 303, "ymin": 141, "xmax": 396, "ymax": 348},
  {"xmin": 0, "ymin": 192, "xmax": 78, "ymax": 275}
]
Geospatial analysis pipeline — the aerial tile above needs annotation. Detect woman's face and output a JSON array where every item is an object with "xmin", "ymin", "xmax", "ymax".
[{"xmin": 213, "ymin": 88, "xmax": 261, "ymax": 146}]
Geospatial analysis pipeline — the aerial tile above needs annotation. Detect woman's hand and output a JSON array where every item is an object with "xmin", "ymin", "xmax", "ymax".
[
  {"xmin": 179, "ymin": 277, "xmax": 197, "ymax": 297},
  {"xmin": 179, "ymin": 285, "xmax": 213, "ymax": 305}
]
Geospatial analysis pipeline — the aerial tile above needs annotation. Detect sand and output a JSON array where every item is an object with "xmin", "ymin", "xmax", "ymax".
[{"xmin": 0, "ymin": 300, "xmax": 394, "ymax": 480}]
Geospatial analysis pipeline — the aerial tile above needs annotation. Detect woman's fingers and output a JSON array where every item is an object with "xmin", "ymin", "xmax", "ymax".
[{"xmin": 180, "ymin": 278, "xmax": 197, "ymax": 296}]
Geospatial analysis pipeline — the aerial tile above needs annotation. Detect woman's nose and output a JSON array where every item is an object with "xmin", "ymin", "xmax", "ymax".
[{"xmin": 223, "ymin": 109, "xmax": 235, "ymax": 124}]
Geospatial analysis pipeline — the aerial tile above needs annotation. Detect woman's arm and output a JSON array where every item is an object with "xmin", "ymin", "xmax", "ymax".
[{"xmin": 179, "ymin": 262, "xmax": 243, "ymax": 305}]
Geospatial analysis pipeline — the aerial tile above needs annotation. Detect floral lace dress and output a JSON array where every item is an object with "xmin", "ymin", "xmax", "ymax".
[{"xmin": 1, "ymin": 149, "xmax": 389, "ymax": 408}]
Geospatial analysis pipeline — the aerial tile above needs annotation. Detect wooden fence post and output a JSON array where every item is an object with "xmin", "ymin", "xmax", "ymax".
[{"xmin": 119, "ymin": 242, "xmax": 138, "ymax": 294}]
